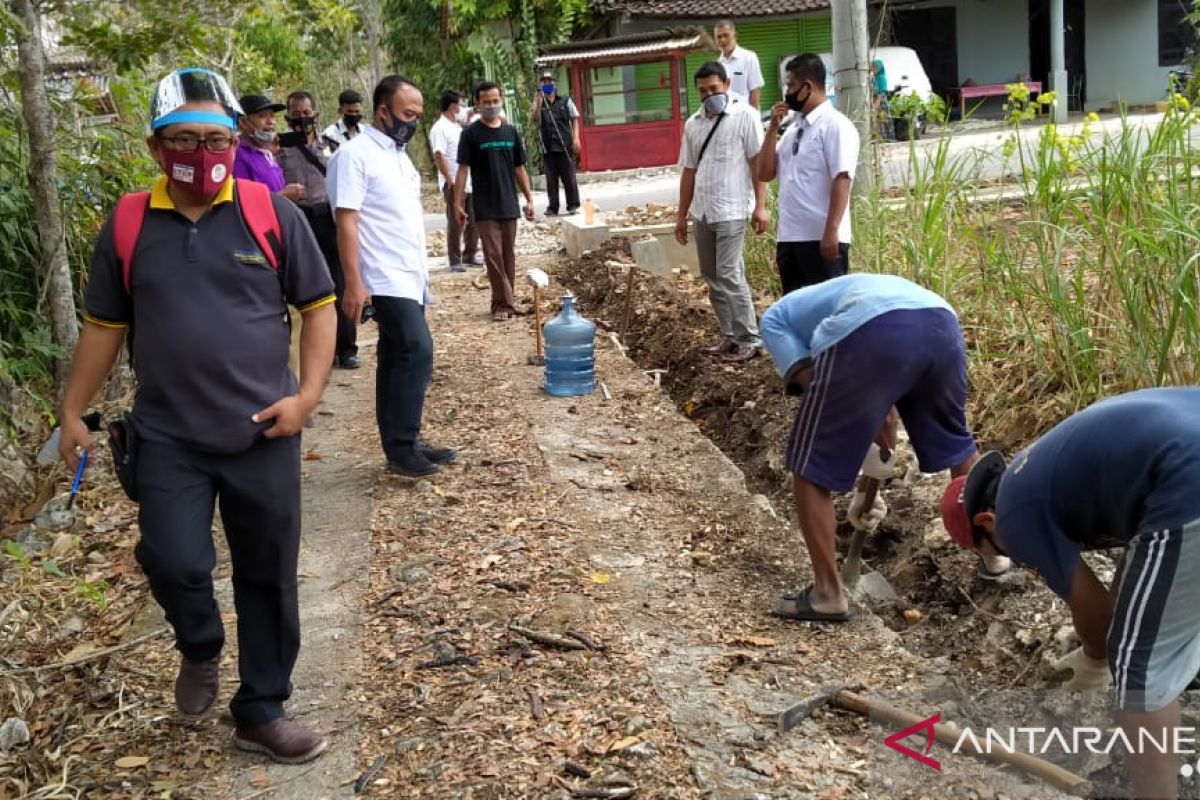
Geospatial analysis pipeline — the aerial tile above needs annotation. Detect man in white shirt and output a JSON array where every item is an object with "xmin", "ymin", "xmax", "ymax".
[
  {"xmin": 714, "ymin": 20, "xmax": 765, "ymax": 109},
  {"xmin": 321, "ymin": 89, "xmax": 371, "ymax": 150},
  {"xmin": 328, "ymin": 75, "xmax": 456, "ymax": 477},
  {"xmin": 758, "ymin": 53, "xmax": 860, "ymax": 295},
  {"xmin": 675, "ymin": 61, "xmax": 769, "ymax": 362},
  {"xmin": 429, "ymin": 90, "xmax": 480, "ymax": 272}
]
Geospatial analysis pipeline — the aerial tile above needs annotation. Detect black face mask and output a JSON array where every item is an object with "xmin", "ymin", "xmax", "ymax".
[
  {"xmin": 286, "ymin": 116, "xmax": 317, "ymax": 133},
  {"xmin": 382, "ymin": 111, "xmax": 418, "ymax": 147},
  {"xmin": 785, "ymin": 86, "xmax": 812, "ymax": 114},
  {"xmin": 343, "ymin": 113, "xmax": 363, "ymax": 128}
]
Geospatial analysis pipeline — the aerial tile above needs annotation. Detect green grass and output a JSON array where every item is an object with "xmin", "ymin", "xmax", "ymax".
[{"xmin": 745, "ymin": 97, "xmax": 1200, "ymax": 443}]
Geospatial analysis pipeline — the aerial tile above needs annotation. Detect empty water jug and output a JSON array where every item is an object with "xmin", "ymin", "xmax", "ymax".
[{"xmin": 544, "ymin": 293, "xmax": 596, "ymax": 397}]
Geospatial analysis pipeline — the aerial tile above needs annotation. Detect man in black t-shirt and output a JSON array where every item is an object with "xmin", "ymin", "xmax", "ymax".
[{"xmin": 455, "ymin": 81, "xmax": 535, "ymax": 320}]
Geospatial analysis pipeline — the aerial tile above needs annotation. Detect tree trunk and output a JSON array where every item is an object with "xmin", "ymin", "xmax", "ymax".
[
  {"xmin": 361, "ymin": 0, "xmax": 384, "ymax": 87},
  {"xmin": 11, "ymin": 0, "xmax": 79, "ymax": 391}
]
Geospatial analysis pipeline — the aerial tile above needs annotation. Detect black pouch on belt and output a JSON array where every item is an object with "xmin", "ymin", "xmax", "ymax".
[{"xmin": 107, "ymin": 412, "xmax": 140, "ymax": 502}]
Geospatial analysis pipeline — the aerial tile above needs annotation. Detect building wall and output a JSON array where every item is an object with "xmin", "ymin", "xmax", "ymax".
[
  {"xmin": 618, "ymin": 14, "xmax": 832, "ymax": 112},
  {"xmin": 1085, "ymin": 0, "xmax": 1172, "ymax": 110},
  {"xmin": 882, "ymin": 0, "xmax": 1029, "ymax": 86}
]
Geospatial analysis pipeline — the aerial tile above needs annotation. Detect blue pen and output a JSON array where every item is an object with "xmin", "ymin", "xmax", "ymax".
[{"xmin": 66, "ymin": 449, "xmax": 89, "ymax": 510}]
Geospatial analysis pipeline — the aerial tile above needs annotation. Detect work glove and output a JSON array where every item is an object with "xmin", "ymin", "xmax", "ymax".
[
  {"xmin": 1051, "ymin": 647, "xmax": 1110, "ymax": 691},
  {"xmin": 848, "ymin": 489, "xmax": 888, "ymax": 532},
  {"xmin": 860, "ymin": 443, "xmax": 896, "ymax": 481},
  {"xmin": 977, "ymin": 552, "xmax": 1013, "ymax": 579}
]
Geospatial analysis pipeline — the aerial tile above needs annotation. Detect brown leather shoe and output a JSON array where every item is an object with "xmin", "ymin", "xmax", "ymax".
[
  {"xmin": 701, "ymin": 338, "xmax": 735, "ymax": 356},
  {"xmin": 234, "ymin": 718, "xmax": 328, "ymax": 764},
  {"xmin": 722, "ymin": 344, "xmax": 760, "ymax": 363},
  {"xmin": 175, "ymin": 657, "xmax": 219, "ymax": 718}
]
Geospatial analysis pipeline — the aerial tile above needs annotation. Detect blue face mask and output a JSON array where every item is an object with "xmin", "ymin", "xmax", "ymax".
[{"xmin": 541, "ymin": 83, "xmax": 556, "ymax": 95}]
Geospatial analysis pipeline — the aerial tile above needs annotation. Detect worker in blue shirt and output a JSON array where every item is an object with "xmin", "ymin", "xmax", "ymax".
[
  {"xmin": 760, "ymin": 273, "xmax": 989, "ymax": 622},
  {"xmin": 942, "ymin": 387, "xmax": 1200, "ymax": 800}
]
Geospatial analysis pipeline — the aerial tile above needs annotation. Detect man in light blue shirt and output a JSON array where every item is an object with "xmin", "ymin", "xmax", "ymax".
[{"xmin": 760, "ymin": 274, "xmax": 981, "ymax": 622}]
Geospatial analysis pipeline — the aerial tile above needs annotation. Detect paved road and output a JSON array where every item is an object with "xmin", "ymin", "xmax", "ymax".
[
  {"xmin": 424, "ymin": 173, "xmax": 679, "ymax": 232},
  {"xmin": 424, "ymin": 111, "xmax": 1174, "ymax": 232}
]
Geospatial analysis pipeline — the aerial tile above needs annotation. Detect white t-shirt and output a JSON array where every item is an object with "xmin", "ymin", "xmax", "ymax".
[
  {"xmin": 678, "ymin": 100, "xmax": 763, "ymax": 223},
  {"xmin": 718, "ymin": 46, "xmax": 765, "ymax": 105},
  {"xmin": 327, "ymin": 126, "xmax": 428, "ymax": 304},
  {"xmin": 775, "ymin": 100, "xmax": 860, "ymax": 243},
  {"xmin": 428, "ymin": 114, "xmax": 471, "ymax": 193}
]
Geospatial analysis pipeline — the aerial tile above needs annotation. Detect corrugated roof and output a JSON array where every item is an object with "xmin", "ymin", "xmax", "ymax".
[
  {"xmin": 612, "ymin": 0, "xmax": 830, "ymax": 18},
  {"xmin": 538, "ymin": 27, "xmax": 710, "ymax": 64}
]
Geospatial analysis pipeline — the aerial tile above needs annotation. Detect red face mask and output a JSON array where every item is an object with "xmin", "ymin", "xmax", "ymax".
[{"xmin": 161, "ymin": 147, "xmax": 235, "ymax": 196}]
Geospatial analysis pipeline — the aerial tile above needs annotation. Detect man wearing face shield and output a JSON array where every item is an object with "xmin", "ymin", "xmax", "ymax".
[
  {"xmin": 234, "ymin": 93, "xmax": 305, "ymax": 203},
  {"xmin": 758, "ymin": 53, "xmax": 859, "ymax": 295},
  {"xmin": 278, "ymin": 90, "xmax": 359, "ymax": 369},
  {"xmin": 57, "ymin": 68, "xmax": 336, "ymax": 763}
]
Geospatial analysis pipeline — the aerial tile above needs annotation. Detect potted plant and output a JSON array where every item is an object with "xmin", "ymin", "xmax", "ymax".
[{"xmin": 888, "ymin": 91, "xmax": 925, "ymax": 141}]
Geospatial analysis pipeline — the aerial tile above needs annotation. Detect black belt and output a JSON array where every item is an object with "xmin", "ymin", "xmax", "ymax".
[{"xmin": 300, "ymin": 202, "xmax": 331, "ymax": 218}]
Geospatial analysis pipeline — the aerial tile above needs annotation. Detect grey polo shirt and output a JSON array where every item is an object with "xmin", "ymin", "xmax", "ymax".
[
  {"xmin": 84, "ymin": 177, "xmax": 335, "ymax": 453},
  {"xmin": 278, "ymin": 140, "xmax": 331, "ymax": 208}
]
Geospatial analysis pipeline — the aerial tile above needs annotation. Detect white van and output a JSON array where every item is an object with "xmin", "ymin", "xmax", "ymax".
[{"xmin": 777, "ymin": 46, "xmax": 934, "ymax": 105}]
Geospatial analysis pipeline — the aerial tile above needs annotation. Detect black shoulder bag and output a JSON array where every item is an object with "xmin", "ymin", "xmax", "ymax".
[{"xmin": 695, "ymin": 112, "xmax": 726, "ymax": 167}]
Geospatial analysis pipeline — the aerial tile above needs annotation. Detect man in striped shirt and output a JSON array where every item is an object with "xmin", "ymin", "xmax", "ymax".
[
  {"xmin": 675, "ymin": 61, "xmax": 769, "ymax": 362},
  {"xmin": 941, "ymin": 388, "xmax": 1200, "ymax": 800}
]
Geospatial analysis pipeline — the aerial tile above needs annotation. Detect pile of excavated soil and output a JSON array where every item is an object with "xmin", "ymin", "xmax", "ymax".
[{"xmin": 605, "ymin": 203, "xmax": 676, "ymax": 228}]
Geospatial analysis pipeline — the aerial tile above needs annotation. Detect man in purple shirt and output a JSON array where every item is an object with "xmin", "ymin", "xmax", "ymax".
[{"xmin": 234, "ymin": 94, "xmax": 303, "ymax": 203}]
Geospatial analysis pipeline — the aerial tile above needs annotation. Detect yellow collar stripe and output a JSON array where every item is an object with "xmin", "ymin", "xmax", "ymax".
[{"xmin": 149, "ymin": 175, "xmax": 235, "ymax": 210}]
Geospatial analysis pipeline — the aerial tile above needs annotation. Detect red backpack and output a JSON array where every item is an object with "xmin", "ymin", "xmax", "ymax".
[{"xmin": 112, "ymin": 178, "xmax": 283, "ymax": 292}]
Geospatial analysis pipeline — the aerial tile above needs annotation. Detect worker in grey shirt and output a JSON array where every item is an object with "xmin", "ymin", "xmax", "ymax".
[
  {"xmin": 279, "ymin": 90, "xmax": 358, "ymax": 368},
  {"xmin": 675, "ymin": 61, "xmax": 769, "ymax": 362}
]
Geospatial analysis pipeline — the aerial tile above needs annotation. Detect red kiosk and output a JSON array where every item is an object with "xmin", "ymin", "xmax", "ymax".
[{"xmin": 536, "ymin": 28, "xmax": 711, "ymax": 172}]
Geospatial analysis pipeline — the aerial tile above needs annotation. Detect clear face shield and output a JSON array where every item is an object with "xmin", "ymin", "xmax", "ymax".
[{"xmin": 150, "ymin": 68, "xmax": 242, "ymax": 131}]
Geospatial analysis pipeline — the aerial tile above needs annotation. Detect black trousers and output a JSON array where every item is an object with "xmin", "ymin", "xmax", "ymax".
[
  {"xmin": 134, "ymin": 434, "xmax": 301, "ymax": 728},
  {"xmin": 776, "ymin": 241, "xmax": 851, "ymax": 295},
  {"xmin": 372, "ymin": 296, "xmax": 433, "ymax": 460},
  {"xmin": 543, "ymin": 150, "xmax": 580, "ymax": 213},
  {"xmin": 302, "ymin": 205, "xmax": 357, "ymax": 360}
]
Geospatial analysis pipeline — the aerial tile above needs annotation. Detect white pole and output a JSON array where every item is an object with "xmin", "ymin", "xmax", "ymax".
[
  {"xmin": 832, "ymin": 0, "xmax": 874, "ymax": 191},
  {"xmin": 1049, "ymin": 0, "xmax": 1069, "ymax": 123}
]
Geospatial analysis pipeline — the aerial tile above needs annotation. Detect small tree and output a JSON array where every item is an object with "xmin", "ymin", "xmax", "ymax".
[{"xmin": 8, "ymin": 0, "xmax": 78, "ymax": 391}]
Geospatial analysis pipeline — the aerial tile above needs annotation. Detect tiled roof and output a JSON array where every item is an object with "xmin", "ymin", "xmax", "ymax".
[
  {"xmin": 612, "ymin": 0, "xmax": 830, "ymax": 19},
  {"xmin": 538, "ymin": 27, "xmax": 710, "ymax": 64}
]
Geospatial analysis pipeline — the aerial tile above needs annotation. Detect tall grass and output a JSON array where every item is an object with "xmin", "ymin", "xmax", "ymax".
[{"xmin": 746, "ymin": 96, "xmax": 1200, "ymax": 444}]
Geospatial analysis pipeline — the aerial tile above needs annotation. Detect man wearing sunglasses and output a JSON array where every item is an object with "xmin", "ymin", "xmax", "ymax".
[
  {"xmin": 941, "ymin": 387, "xmax": 1200, "ymax": 800},
  {"xmin": 758, "ymin": 53, "xmax": 858, "ymax": 295}
]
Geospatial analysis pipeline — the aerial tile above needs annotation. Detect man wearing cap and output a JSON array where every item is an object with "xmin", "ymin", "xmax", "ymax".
[
  {"xmin": 235, "ymin": 93, "xmax": 304, "ymax": 203},
  {"xmin": 530, "ymin": 69, "xmax": 581, "ymax": 217},
  {"xmin": 759, "ymin": 273, "xmax": 984, "ymax": 622},
  {"xmin": 941, "ymin": 387, "xmax": 1200, "ymax": 800},
  {"xmin": 56, "ymin": 68, "xmax": 335, "ymax": 762}
]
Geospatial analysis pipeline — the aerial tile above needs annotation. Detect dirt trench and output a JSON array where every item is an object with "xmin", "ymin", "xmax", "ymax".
[{"xmin": 552, "ymin": 247, "xmax": 1096, "ymax": 693}]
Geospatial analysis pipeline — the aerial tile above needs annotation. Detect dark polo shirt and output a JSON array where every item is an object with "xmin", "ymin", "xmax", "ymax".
[{"xmin": 85, "ymin": 177, "xmax": 334, "ymax": 453}]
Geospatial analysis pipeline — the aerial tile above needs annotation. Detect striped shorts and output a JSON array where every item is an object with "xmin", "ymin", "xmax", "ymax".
[
  {"xmin": 1108, "ymin": 516, "xmax": 1200, "ymax": 713},
  {"xmin": 785, "ymin": 308, "xmax": 977, "ymax": 492}
]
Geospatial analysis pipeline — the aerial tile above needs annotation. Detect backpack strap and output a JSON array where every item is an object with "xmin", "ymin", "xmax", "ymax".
[
  {"xmin": 113, "ymin": 191, "xmax": 151, "ymax": 294},
  {"xmin": 234, "ymin": 178, "xmax": 283, "ymax": 271}
]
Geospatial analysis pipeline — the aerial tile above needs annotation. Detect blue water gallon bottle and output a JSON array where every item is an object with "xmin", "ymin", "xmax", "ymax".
[{"xmin": 543, "ymin": 292, "xmax": 596, "ymax": 397}]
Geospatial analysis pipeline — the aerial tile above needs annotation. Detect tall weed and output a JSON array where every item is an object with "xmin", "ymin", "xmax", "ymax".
[{"xmin": 747, "ymin": 95, "xmax": 1200, "ymax": 444}]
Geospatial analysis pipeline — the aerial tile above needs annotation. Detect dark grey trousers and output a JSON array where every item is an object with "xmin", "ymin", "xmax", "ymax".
[{"xmin": 134, "ymin": 434, "xmax": 301, "ymax": 728}]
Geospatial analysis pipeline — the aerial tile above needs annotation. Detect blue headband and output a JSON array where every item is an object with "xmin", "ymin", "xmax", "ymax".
[{"xmin": 152, "ymin": 109, "xmax": 236, "ymax": 131}]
